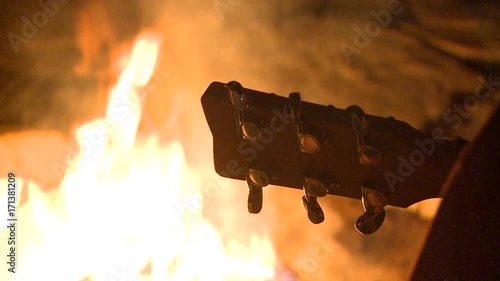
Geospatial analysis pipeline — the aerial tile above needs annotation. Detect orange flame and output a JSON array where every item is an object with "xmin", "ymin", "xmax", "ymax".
[{"xmin": 0, "ymin": 32, "xmax": 276, "ymax": 281}]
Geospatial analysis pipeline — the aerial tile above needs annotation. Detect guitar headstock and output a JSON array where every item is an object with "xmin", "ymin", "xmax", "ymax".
[{"xmin": 201, "ymin": 81, "xmax": 466, "ymax": 234}]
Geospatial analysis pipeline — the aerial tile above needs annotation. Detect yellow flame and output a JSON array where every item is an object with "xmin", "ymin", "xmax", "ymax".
[{"xmin": 1, "ymin": 32, "xmax": 276, "ymax": 281}]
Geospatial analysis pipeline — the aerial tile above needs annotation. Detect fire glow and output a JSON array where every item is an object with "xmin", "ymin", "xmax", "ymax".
[{"xmin": 0, "ymin": 32, "xmax": 276, "ymax": 281}]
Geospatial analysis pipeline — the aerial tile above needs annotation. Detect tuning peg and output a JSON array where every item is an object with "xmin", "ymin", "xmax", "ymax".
[
  {"xmin": 358, "ymin": 144, "xmax": 382, "ymax": 166},
  {"xmin": 346, "ymin": 105, "xmax": 382, "ymax": 165},
  {"xmin": 289, "ymin": 92, "xmax": 302, "ymax": 117},
  {"xmin": 346, "ymin": 105, "xmax": 365, "ymax": 132},
  {"xmin": 226, "ymin": 81, "xmax": 246, "ymax": 110},
  {"xmin": 246, "ymin": 169, "xmax": 269, "ymax": 214},
  {"xmin": 355, "ymin": 209, "xmax": 386, "ymax": 235},
  {"xmin": 225, "ymin": 81, "xmax": 260, "ymax": 141},
  {"xmin": 299, "ymin": 134, "xmax": 321, "ymax": 154},
  {"xmin": 239, "ymin": 121, "xmax": 260, "ymax": 141},
  {"xmin": 304, "ymin": 178, "xmax": 328, "ymax": 197},
  {"xmin": 301, "ymin": 195, "xmax": 325, "ymax": 224},
  {"xmin": 288, "ymin": 92, "xmax": 321, "ymax": 154},
  {"xmin": 301, "ymin": 178, "xmax": 325, "ymax": 224},
  {"xmin": 354, "ymin": 181, "xmax": 388, "ymax": 235}
]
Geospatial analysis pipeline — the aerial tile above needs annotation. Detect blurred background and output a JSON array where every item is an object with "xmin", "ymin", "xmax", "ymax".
[{"xmin": 0, "ymin": 0, "xmax": 499, "ymax": 280}]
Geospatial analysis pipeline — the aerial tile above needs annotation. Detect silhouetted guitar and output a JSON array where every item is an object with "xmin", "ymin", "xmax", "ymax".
[{"xmin": 201, "ymin": 81, "xmax": 467, "ymax": 234}]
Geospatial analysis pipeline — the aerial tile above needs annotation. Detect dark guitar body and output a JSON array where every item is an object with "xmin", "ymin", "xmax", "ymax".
[
  {"xmin": 201, "ymin": 81, "xmax": 465, "ymax": 208},
  {"xmin": 411, "ymin": 104, "xmax": 500, "ymax": 280}
]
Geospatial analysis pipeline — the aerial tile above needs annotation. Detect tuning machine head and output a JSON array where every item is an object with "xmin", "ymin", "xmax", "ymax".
[
  {"xmin": 355, "ymin": 209, "xmax": 386, "ymax": 235},
  {"xmin": 301, "ymin": 195, "xmax": 325, "ymax": 224},
  {"xmin": 240, "ymin": 121, "xmax": 260, "ymax": 141},
  {"xmin": 358, "ymin": 144, "xmax": 382, "ymax": 166},
  {"xmin": 246, "ymin": 169, "xmax": 269, "ymax": 214},
  {"xmin": 346, "ymin": 105, "xmax": 382, "ymax": 165},
  {"xmin": 354, "ymin": 181, "xmax": 388, "ymax": 235},
  {"xmin": 225, "ymin": 81, "xmax": 260, "ymax": 141},
  {"xmin": 226, "ymin": 81, "xmax": 246, "ymax": 109},
  {"xmin": 305, "ymin": 178, "xmax": 329, "ymax": 197},
  {"xmin": 361, "ymin": 182, "xmax": 387, "ymax": 212},
  {"xmin": 299, "ymin": 134, "xmax": 321, "ymax": 154},
  {"xmin": 301, "ymin": 178, "xmax": 329, "ymax": 224},
  {"xmin": 288, "ymin": 92, "xmax": 321, "ymax": 154},
  {"xmin": 288, "ymin": 92, "xmax": 302, "ymax": 116}
]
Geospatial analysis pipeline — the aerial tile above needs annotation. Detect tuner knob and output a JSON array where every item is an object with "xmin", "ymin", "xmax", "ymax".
[
  {"xmin": 227, "ymin": 80, "xmax": 244, "ymax": 91},
  {"xmin": 346, "ymin": 105, "xmax": 382, "ymax": 165},
  {"xmin": 346, "ymin": 105, "xmax": 365, "ymax": 123},
  {"xmin": 240, "ymin": 121, "xmax": 260, "ymax": 141},
  {"xmin": 225, "ymin": 81, "xmax": 260, "ymax": 142},
  {"xmin": 358, "ymin": 144, "xmax": 382, "ymax": 166},
  {"xmin": 355, "ymin": 209, "xmax": 386, "ymax": 235},
  {"xmin": 299, "ymin": 134, "xmax": 321, "ymax": 154},
  {"xmin": 226, "ymin": 81, "xmax": 246, "ymax": 110},
  {"xmin": 360, "ymin": 181, "xmax": 388, "ymax": 213},
  {"xmin": 288, "ymin": 92, "xmax": 321, "ymax": 154},
  {"xmin": 246, "ymin": 169, "xmax": 269, "ymax": 214},
  {"xmin": 301, "ymin": 195, "xmax": 325, "ymax": 224},
  {"xmin": 304, "ymin": 178, "xmax": 328, "ymax": 197},
  {"xmin": 289, "ymin": 92, "xmax": 302, "ymax": 117},
  {"xmin": 301, "ymin": 178, "xmax": 325, "ymax": 224},
  {"xmin": 354, "ymin": 181, "xmax": 388, "ymax": 235}
]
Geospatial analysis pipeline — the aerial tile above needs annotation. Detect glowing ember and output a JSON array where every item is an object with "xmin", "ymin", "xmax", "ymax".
[{"xmin": 0, "ymin": 32, "xmax": 276, "ymax": 281}]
